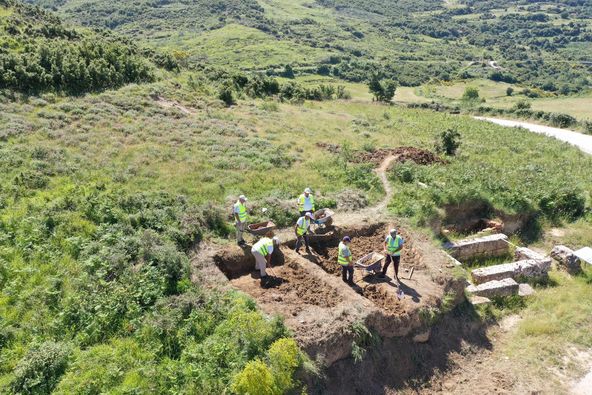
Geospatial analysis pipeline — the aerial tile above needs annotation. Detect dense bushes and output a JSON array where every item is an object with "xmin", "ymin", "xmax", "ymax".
[
  {"xmin": 11, "ymin": 341, "xmax": 71, "ymax": 394},
  {"xmin": 0, "ymin": 1, "xmax": 156, "ymax": 94}
]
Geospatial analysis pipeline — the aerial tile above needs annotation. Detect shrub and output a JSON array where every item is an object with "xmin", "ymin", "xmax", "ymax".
[
  {"xmin": 11, "ymin": 341, "xmax": 71, "ymax": 395},
  {"xmin": 218, "ymin": 86, "xmax": 235, "ymax": 106},
  {"xmin": 231, "ymin": 359, "xmax": 275, "ymax": 395},
  {"xmin": 268, "ymin": 338, "xmax": 301, "ymax": 393},
  {"xmin": 513, "ymin": 100, "xmax": 531, "ymax": 110},
  {"xmin": 549, "ymin": 113, "xmax": 576, "ymax": 128},
  {"xmin": 435, "ymin": 128, "xmax": 462, "ymax": 156},
  {"xmin": 461, "ymin": 87, "xmax": 479, "ymax": 102},
  {"xmin": 506, "ymin": 87, "xmax": 514, "ymax": 96},
  {"xmin": 538, "ymin": 189, "xmax": 586, "ymax": 220}
]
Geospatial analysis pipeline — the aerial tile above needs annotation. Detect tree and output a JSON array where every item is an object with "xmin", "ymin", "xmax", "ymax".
[
  {"xmin": 368, "ymin": 74, "xmax": 397, "ymax": 103},
  {"xmin": 506, "ymin": 87, "xmax": 514, "ymax": 96},
  {"xmin": 461, "ymin": 87, "xmax": 479, "ymax": 101},
  {"xmin": 436, "ymin": 128, "xmax": 462, "ymax": 156},
  {"xmin": 280, "ymin": 64, "xmax": 295, "ymax": 79}
]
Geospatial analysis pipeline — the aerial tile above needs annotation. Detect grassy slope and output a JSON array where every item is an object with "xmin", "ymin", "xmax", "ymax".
[{"xmin": 2, "ymin": 74, "xmax": 592, "ymax": 391}]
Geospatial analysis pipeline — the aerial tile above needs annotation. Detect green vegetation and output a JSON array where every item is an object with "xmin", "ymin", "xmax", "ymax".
[
  {"xmin": 0, "ymin": 1, "xmax": 162, "ymax": 94},
  {"xmin": 1, "ymin": 0, "xmax": 591, "ymax": 393}
]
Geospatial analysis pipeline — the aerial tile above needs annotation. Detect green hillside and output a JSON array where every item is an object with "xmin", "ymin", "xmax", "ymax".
[
  {"xmin": 1, "ymin": 0, "xmax": 592, "ymax": 394},
  {"xmin": 27, "ymin": 0, "xmax": 592, "ymax": 92}
]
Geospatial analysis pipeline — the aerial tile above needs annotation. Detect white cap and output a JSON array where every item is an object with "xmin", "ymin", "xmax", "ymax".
[
  {"xmin": 390, "ymin": 228, "xmax": 397, "ymax": 235},
  {"xmin": 304, "ymin": 188, "xmax": 312, "ymax": 194},
  {"xmin": 305, "ymin": 212, "xmax": 314, "ymax": 219},
  {"xmin": 272, "ymin": 236, "xmax": 280, "ymax": 244},
  {"xmin": 239, "ymin": 195, "xmax": 247, "ymax": 201}
]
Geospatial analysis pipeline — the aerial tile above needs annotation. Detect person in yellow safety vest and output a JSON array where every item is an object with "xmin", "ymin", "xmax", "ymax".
[
  {"xmin": 233, "ymin": 195, "xmax": 248, "ymax": 246},
  {"xmin": 251, "ymin": 232, "xmax": 280, "ymax": 288},
  {"xmin": 294, "ymin": 212, "xmax": 314, "ymax": 254},
  {"xmin": 338, "ymin": 236, "xmax": 354, "ymax": 285},
  {"xmin": 381, "ymin": 228, "xmax": 404, "ymax": 282},
  {"xmin": 298, "ymin": 188, "xmax": 315, "ymax": 217}
]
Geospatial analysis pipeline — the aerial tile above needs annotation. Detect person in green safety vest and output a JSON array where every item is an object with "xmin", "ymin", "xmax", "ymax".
[
  {"xmin": 381, "ymin": 228, "xmax": 404, "ymax": 282},
  {"xmin": 233, "ymin": 195, "xmax": 248, "ymax": 246},
  {"xmin": 251, "ymin": 231, "xmax": 280, "ymax": 288},
  {"xmin": 338, "ymin": 236, "xmax": 354, "ymax": 285},
  {"xmin": 297, "ymin": 187, "xmax": 315, "ymax": 217},
  {"xmin": 294, "ymin": 212, "xmax": 314, "ymax": 254}
]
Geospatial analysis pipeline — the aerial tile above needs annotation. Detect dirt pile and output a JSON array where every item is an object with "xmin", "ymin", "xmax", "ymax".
[
  {"xmin": 316, "ymin": 143, "xmax": 446, "ymax": 167},
  {"xmin": 354, "ymin": 147, "xmax": 446, "ymax": 166}
]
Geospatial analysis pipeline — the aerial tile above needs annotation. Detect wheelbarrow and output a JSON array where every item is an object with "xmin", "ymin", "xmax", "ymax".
[
  {"xmin": 354, "ymin": 252, "xmax": 384, "ymax": 275},
  {"xmin": 247, "ymin": 221, "xmax": 277, "ymax": 236},
  {"xmin": 313, "ymin": 208, "xmax": 334, "ymax": 229}
]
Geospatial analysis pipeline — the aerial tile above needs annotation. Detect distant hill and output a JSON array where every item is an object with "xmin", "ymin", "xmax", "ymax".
[
  {"xmin": 25, "ymin": 0, "xmax": 592, "ymax": 93},
  {"xmin": 0, "ymin": 0, "xmax": 168, "ymax": 94}
]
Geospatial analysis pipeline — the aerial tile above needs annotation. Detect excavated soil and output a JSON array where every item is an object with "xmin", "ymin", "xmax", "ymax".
[
  {"xmin": 230, "ymin": 257, "xmax": 339, "ymax": 312},
  {"xmin": 309, "ymin": 225, "xmax": 425, "ymax": 316},
  {"xmin": 316, "ymin": 143, "xmax": 446, "ymax": 166},
  {"xmin": 312, "ymin": 225, "xmax": 425, "ymax": 278}
]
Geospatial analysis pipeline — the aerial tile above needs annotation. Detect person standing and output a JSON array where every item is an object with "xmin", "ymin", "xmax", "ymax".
[
  {"xmin": 297, "ymin": 188, "xmax": 315, "ymax": 217},
  {"xmin": 251, "ymin": 232, "xmax": 280, "ymax": 288},
  {"xmin": 381, "ymin": 228, "xmax": 404, "ymax": 281},
  {"xmin": 233, "ymin": 195, "xmax": 248, "ymax": 246},
  {"xmin": 338, "ymin": 236, "xmax": 354, "ymax": 285},
  {"xmin": 294, "ymin": 212, "xmax": 314, "ymax": 254}
]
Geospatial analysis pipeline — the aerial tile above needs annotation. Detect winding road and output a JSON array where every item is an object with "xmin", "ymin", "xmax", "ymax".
[{"xmin": 475, "ymin": 117, "xmax": 592, "ymax": 155}]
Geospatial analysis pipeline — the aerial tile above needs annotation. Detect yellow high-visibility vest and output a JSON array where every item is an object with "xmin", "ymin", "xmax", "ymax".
[
  {"xmin": 386, "ymin": 235, "xmax": 403, "ymax": 256},
  {"xmin": 338, "ymin": 242, "xmax": 351, "ymax": 266}
]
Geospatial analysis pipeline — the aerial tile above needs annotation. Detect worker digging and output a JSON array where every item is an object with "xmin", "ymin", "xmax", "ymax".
[
  {"xmin": 298, "ymin": 187, "xmax": 315, "ymax": 216},
  {"xmin": 381, "ymin": 228, "xmax": 404, "ymax": 282},
  {"xmin": 251, "ymin": 231, "xmax": 280, "ymax": 288},
  {"xmin": 233, "ymin": 194, "xmax": 248, "ymax": 246},
  {"xmin": 294, "ymin": 212, "xmax": 314, "ymax": 255},
  {"xmin": 338, "ymin": 236, "xmax": 354, "ymax": 285}
]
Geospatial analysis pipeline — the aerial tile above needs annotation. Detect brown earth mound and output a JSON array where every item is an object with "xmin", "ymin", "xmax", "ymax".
[{"xmin": 316, "ymin": 143, "xmax": 446, "ymax": 167}]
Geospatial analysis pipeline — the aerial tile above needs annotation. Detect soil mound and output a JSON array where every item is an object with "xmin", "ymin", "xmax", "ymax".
[{"xmin": 316, "ymin": 143, "xmax": 445, "ymax": 166}]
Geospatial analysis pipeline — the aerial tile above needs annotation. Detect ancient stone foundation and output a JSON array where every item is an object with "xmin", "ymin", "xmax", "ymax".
[{"xmin": 445, "ymin": 233, "xmax": 509, "ymax": 262}]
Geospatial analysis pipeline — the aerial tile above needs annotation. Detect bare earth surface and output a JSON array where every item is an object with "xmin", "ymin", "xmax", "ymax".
[{"xmin": 475, "ymin": 117, "xmax": 592, "ymax": 155}]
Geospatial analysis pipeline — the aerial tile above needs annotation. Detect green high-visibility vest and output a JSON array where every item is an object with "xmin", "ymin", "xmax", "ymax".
[
  {"xmin": 338, "ymin": 242, "xmax": 351, "ymax": 266},
  {"xmin": 235, "ymin": 200, "xmax": 247, "ymax": 222},
  {"xmin": 296, "ymin": 217, "xmax": 310, "ymax": 236},
  {"xmin": 298, "ymin": 194, "xmax": 315, "ymax": 212},
  {"xmin": 386, "ymin": 235, "xmax": 403, "ymax": 256},
  {"xmin": 254, "ymin": 237, "xmax": 273, "ymax": 256}
]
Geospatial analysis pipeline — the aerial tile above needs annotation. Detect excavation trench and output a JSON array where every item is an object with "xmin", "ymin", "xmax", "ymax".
[
  {"xmin": 200, "ymin": 152, "xmax": 469, "ymax": 388},
  {"xmin": 211, "ymin": 222, "xmax": 464, "ymax": 366}
]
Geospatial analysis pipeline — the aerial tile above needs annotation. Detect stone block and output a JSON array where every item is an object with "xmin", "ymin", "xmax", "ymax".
[
  {"xmin": 471, "ymin": 259, "xmax": 550, "ymax": 285},
  {"xmin": 551, "ymin": 245, "xmax": 582, "ymax": 275},
  {"xmin": 515, "ymin": 247, "xmax": 547, "ymax": 262},
  {"xmin": 412, "ymin": 329, "xmax": 430, "ymax": 343},
  {"xmin": 471, "ymin": 263, "xmax": 516, "ymax": 284},
  {"xmin": 470, "ymin": 296, "xmax": 492, "ymax": 306},
  {"xmin": 466, "ymin": 278, "xmax": 519, "ymax": 298},
  {"xmin": 518, "ymin": 283, "xmax": 534, "ymax": 297},
  {"xmin": 447, "ymin": 233, "xmax": 509, "ymax": 261}
]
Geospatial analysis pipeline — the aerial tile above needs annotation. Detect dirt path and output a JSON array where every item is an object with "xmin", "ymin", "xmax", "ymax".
[
  {"xmin": 475, "ymin": 117, "xmax": 592, "ymax": 155},
  {"xmin": 375, "ymin": 155, "xmax": 396, "ymax": 211}
]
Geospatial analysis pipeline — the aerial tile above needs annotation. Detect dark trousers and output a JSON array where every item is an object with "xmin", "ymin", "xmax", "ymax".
[
  {"xmin": 382, "ymin": 255, "xmax": 401, "ymax": 278},
  {"xmin": 341, "ymin": 265, "xmax": 354, "ymax": 284},
  {"xmin": 294, "ymin": 233, "xmax": 310, "ymax": 252}
]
